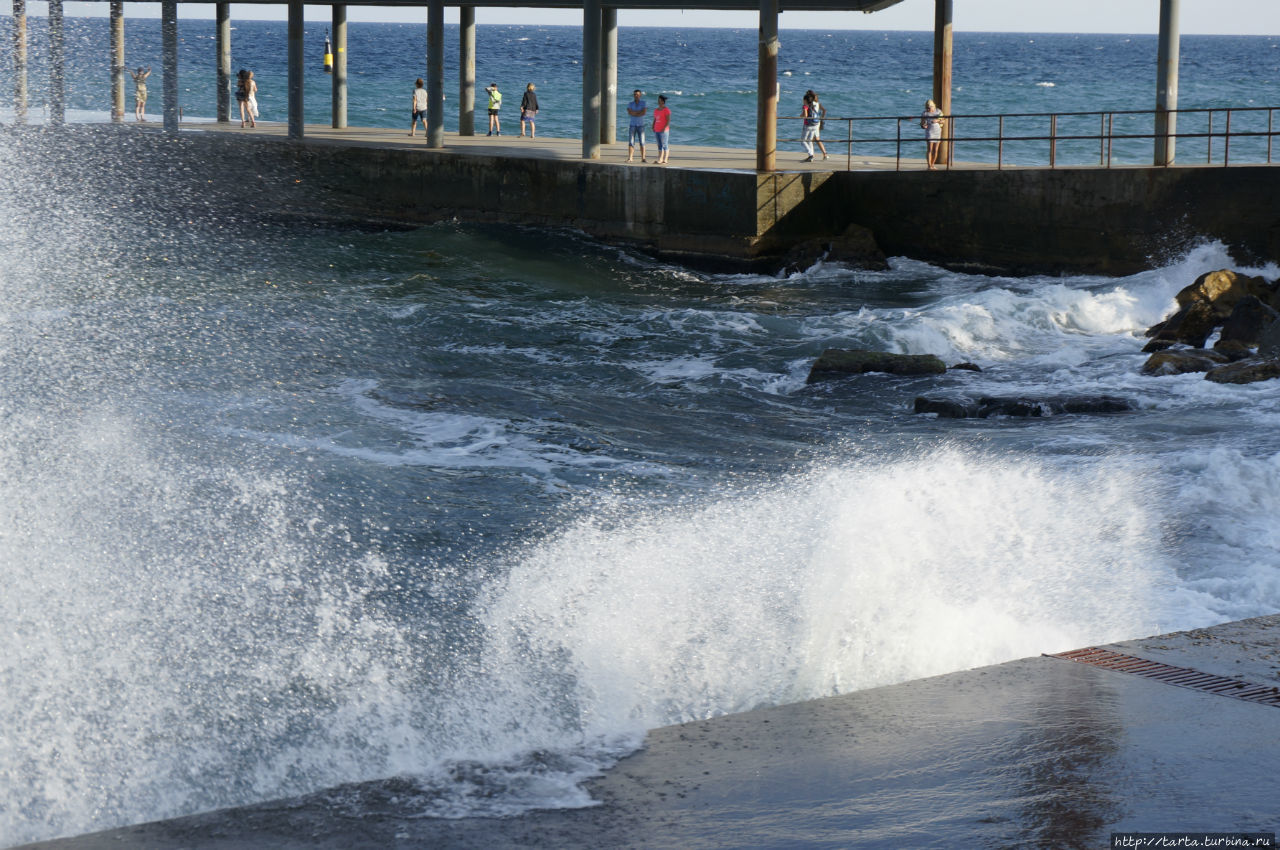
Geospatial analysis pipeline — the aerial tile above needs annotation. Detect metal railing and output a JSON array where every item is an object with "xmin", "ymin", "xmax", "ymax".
[{"xmin": 780, "ymin": 106, "xmax": 1279, "ymax": 171}]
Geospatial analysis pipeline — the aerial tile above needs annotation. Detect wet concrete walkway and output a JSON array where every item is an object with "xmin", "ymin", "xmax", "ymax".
[{"xmin": 21, "ymin": 614, "xmax": 1280, "ymax": 849}]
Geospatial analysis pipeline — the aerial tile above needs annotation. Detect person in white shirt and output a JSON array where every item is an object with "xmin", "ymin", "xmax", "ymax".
[{"xmin": 410, "ymin": 78, "xmax": 429, "ymax": 137}]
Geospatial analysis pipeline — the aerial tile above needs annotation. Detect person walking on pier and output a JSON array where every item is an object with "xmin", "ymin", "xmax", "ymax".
[
  {"xmin": 520, "ymin": 84, "xmax": 539, "ymax": 138},
  {"xmin": 652, "ymin": 94, "xmax": 671, "ymax": 164},
  {"xmin": 410, "ymin": 78, "xmax": 429, "ymax": 137},
  {"xmin": 626, "ymin": 89, "xmax": 648, "ymax": 163},
  {"xmin": 921, "ymin": 99, "xmax": 945, "ymax": 170},
  {"xmin": 131, "ymin": 67, "xmax": 151, "ymax": 122},
  {"xmin": 801, "ymin": 90, "xmax": 828, "ymax": 162},
  {"xmin": 486, "ymin": 84, "xmax": 503, "ymax": 136},
  {"xmin": 236, "ymin": 69, "xmax": 256, "ymax": 128}
]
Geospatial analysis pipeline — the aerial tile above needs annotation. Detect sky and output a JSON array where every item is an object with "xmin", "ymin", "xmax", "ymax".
[{"xmin": 14, "ymin": 0, "xmax": 1280, "ymax": 33}]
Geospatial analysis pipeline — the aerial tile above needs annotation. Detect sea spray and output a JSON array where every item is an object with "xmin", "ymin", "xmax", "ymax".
[{"xmin": 478, "ymin": 445, "xmax": 1183, "ymax": 736}]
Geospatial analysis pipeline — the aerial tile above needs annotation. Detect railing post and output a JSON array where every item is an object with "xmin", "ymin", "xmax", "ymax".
[
  {"xmin": 1269, "ymin": 108, "xmax": 1274, "ymax": 164},
  {"xmin": 1099, "ymin": 113, "xmax": 1105, "ymax": 165},
  {"xmin": 846, "ymin": 117, "xmax": 851, "ymax": 171},
  {"xmin": 895, "ymin": 118, "xmax": 902, "ymax": 171},
  {"xmin": 1207, "ymin": 110, "xmax": 1213, "ymax": 164},
  {"xmin": 1049, "ymin": 113, "xmax": 1057, "ymax": 168},
  {"xmin": 1107, "ymin": 112, "xmax": 1114, "ymax": 167},
  {"xmin": 997, "ymin": 115, "xmax": 1004, "ymax": 169},
  {"xmin": 1224, "ymin": 109, "xmax": 1231, "ymax": 167}
]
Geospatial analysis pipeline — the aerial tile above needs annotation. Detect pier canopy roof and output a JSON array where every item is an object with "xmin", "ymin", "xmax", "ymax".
[{"xmin": 75, "ymin": 0, "xmax": 906, "ymax": 8}]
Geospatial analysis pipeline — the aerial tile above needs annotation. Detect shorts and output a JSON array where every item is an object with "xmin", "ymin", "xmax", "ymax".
[
  {"xmin": 488, "ymin": 109, "xmax": 499, "ymax": 116},
  {"xmin": 522, "ymin": 113, "xmax": 535, "ymax": 123},
  {"xmin": 412, "ymin": 109, "xmax": 426, "ymax": 121},
  {"xmin": 654, "ymin": 130, "xmax": 669, "ymax": 151},
  {"xmin": 628, "ymin": 125, "xmax": 645, "ymax": 146}
]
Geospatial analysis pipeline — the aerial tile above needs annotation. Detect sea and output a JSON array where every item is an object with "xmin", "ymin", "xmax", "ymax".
[{"xmin": 1, "ymin": 19, "xmax": 1279, "ymax": 847}]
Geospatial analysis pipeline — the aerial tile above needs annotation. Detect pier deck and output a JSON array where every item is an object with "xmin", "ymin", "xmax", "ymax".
[{"xmin": 174, "ymin": 118, "xmax": 948, "ymax": 173}]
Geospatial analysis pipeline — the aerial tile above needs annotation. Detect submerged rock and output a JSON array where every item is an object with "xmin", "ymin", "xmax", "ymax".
[
  {"xmin": 913, "ymin": 395, "xmax": 1134, "ymax": 418},
  {"xmin": 1141, "ymin": 348, "xmax": 1230, "ymax": 376},
  {"xmin": 950, "ymin": 362, "xmax": 983, "ymax": 372},
  {"xmin": 1204, "ymin": 359, "xmax": 1280, "ymax": 384},
  {"xmin": 806, "ymin": 349, "xmax": 947, "ymax": 383},
  {"xmin": 781, "ymin": 224, "xmax": 889, "ymax": 274}
]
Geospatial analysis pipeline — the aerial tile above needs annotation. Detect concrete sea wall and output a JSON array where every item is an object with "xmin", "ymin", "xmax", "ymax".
[{"xmin": 21, "ymin": 125, "xmax": 1280, "ymax": 275}]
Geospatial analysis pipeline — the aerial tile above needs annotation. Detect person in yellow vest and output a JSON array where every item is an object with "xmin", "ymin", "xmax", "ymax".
[{"xmin": 486, "ymin": 83, "xmax": 502, "ymax": 136}]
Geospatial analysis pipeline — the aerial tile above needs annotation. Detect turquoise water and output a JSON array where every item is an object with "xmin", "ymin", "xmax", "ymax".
[{"xmin": 1, "ymin": 21, "xmax": 1280, "ymax": 848}]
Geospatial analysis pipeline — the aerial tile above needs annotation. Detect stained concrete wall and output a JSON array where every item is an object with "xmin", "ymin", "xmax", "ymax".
[
  {"xmin": 23, "ymin": 126, "xmax": 1279, "ymax": 276},
  {"xmin": 813, "ymin": 166, "xmax": 1280, "ymax": 276}
]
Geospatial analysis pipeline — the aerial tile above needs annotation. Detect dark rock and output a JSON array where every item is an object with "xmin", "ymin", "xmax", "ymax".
[
  {"xmin": 1212, "ymin": 339, "xmax": 1256, "ymax": 361},
  {"xmin": 807, "ymin": 349, "xmax": 947, "ymax": 383},
  {"xmin": 914, "ymin": 397, "xmax": 981, "ymax": 418},
  {"xmin": 781, "ymin": 224, "xmax": 889, "ymax": 275},
  {"xmin": 1204, "ymin": 359, "xmax": 1280, "ymax": 384},
  {"xmin": 950, "ymin": 362, "xmax": 982, "ymax": 372},
  {"xmin": 1216, "ymin": 296, "xmax": 1279, "ymax": 349},
  {"xmin": 1143, "ymin": 300, "xmax": 1219, "ymax": 350},
  {"xmin": 1141, "ymin": 348, "xmax": 1230, "ymax": 376},
  {"xmin": 914, "ymin": 395, "xmax": 1134, "ymax": 418},
  {"xmin": 1259, "ymin": 319, "xmax": 1280, "ymax": 358},
  {"xmin": 1174, "ymin": 269, "xmax": 1276, "ymax": 318}
]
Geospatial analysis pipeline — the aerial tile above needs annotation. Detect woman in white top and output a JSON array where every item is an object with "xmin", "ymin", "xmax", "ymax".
[
  {"xmin": 410, "ymin": 78, "xmax": 429, "ymax": 137},
  {"xmin": 921, "ymin": 99, "xmax": 945, "ymax": 170}
]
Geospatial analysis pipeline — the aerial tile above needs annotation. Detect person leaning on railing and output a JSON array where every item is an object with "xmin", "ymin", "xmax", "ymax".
[{"xmin": 921, "ymin": 99, "xmax": 945, "ymax": 170}]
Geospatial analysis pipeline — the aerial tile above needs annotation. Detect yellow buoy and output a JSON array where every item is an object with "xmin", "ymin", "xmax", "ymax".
[{"xmin": 323, "ymin": 32, "xmax": 333, "ymax": 73}]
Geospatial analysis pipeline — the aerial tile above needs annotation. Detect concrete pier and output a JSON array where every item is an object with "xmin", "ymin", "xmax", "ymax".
[
  {"xmin": 20, "ymin": 613, "xmax": 1280, "ymax": 849},
  {"xmin": 18, "ymin": 123, "xmax": 1279, "ymax": 274}
]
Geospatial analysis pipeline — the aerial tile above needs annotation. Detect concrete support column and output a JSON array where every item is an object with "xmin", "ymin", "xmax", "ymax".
[
  {"xmin": 427, "ymin": 0, "xmax": 444, "ymax": 147},
  {"xmin": 110, "ymin": 1, "xmax": 125, "ymax": 121},
  {"xmin": 755, "ymin": 0, "xmax": 778, "ymax": 171},
  {"xmin": 600, "ymin": 7, "xmax": 617, "ymax": 144},
  {"xmin": 12, "ymin": 0, "xmax": 27, "ymax": 123},
  {"xmin": 332, "ymin": 4, "xmax": 347, "ymax": 128},
  {"xmin": 216, "ymin": 3, "xmax": 231, "ymax": 123},
  {"xmin": 1155, "ymin": 0, "xmax": 1180, "ymax": 166},
  {"xmin": 932, "ymin": 0, "xmax": 953, "ymax": 165},
  {"xmin": 459, "ymin": 7, "xmax": 475, "ymax": 135},
  {"xmin": 161, "ymin": 0, "xmax": 178, "ymax": 133},
  {"xmin": 48, "ymin": 0, "xmax": 64, "ymax": 126},
  {"xmin": 582, "ymin": 0, "xmax": 602, "ymax": 159},
  {"xmin": 287, "ymin": 0, "xmax": 304, "ymax": 139}
]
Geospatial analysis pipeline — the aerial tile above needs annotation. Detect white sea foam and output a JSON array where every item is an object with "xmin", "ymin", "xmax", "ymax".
[{"xmin": 478, "ymin": 445, "xmax": 1220, "ymax": 739}]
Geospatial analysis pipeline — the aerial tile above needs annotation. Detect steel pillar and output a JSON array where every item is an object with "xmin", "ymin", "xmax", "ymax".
[
  {"xmin": 216, "ymin": 3, "xmax": 230, "ymax": 123},
  {"xmin": 1155, "ymin": 0, "xmax": 1181, "ymax": 165},
  {"xmin": 601, "ymin": 7, "xmax": 617, "ymax": 144},
  {"xmin": 110, "ymin": 1, "xmax": 125, "ymax": 121},
  {"xmin": 49, "ymin": 0, "xmax": 65, "ymax": 126},
  {"xmin": 755, "ymin": 0, "xmax": 778, "ymax": 171},
  {"xmin": 287, "ymin": 0, "xmax": 304, "ymax": 139},
  {"xmin": 332, "ymin": 4, "xmax": 347, "ymax": 128},
  {"xmin": 933, "ymin": 0, "xmax": 953, "ymax": 164},
  {"xmin": 161, "ymin": 0, "xmax": 178, "ymax": 133},
  {"xmin": 427, "ymin": 0, "xmax": 444, "ymax": 147},
  {"xmin": 12, "ymin": 0, "xmax": 27, "ymax": 123},
  {"xmin": 582, "ymin": 0, "xmax": 602, "ymax": 159}
]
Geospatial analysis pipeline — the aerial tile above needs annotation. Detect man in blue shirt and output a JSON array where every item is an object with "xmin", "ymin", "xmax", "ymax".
[{"xmin": 626, "ymin": 89, "xmax": 647, "ymax": 162}]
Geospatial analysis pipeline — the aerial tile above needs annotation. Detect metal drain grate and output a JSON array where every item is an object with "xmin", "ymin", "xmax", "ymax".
[{"xmin": 1048, "ymin": 647, "xmax": 1280, "ymax": 707}]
